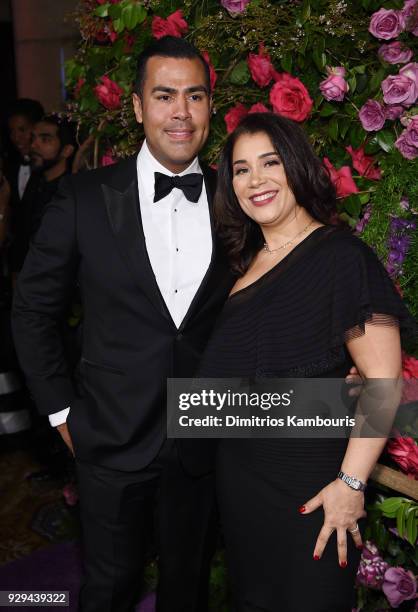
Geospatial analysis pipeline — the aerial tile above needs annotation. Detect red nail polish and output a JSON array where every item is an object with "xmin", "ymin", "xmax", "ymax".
[
  {"xmin": 313, "ymin": 554, "xmax": 320, "ymax": 561},
  {"xmin": 298, "ymin": 505, "xmax": 306, "ymax": 513},
  {"xmin": 340, "ymin": 561, "xmax": 348, "ymax": 568}
]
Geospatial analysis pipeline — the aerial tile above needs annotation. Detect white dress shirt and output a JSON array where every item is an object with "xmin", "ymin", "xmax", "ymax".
[
  {"xmin": 18, "ymin": 163, "xmax": 31, "ymax": 199},
  {"xmin": 49, "ymin": 141, "xmax": 213, "ymax": 427}
]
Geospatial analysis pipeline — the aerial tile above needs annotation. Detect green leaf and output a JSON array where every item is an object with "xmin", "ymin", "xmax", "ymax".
[
  {"xmin": 349, "ymin": 124, "xmax": 366, "ymax": 148},
  {"xmin": 364, "ymin": 140, "xmax": 381, "ymax": 155},
  {"xmin": 369, "ymin": 67, "xmax": 386, "ymax": 93},
  {"xmin": 339, "ymin": 121, "xmax": 350, "ymax": 140},
  {"xmin": 301, "ymin": 1, "xmax": 311, "ymax": 22},
  {"xmin": 406, "ymin": 508, "xmax": 418, "ymax": 546},
  {"xmin": 359, "ymin": 192, "xmax": 371, "ymax": 205},
  {"xmin": 122, "ymin": 4, "xmax": 147, "ymax": 30},
  {"xmin": 347, "ymin": 75, "xmax": 357, "ymax": 94},
  {"xmin": 319, "ymin": 103, "xmax": 337, "ymax": 117},
  {"xmin": 344, "ymin": 194, "xmax": 362, "ymax": 218},
  {"xmin": 353, "ymin": 65, "xmax": 366, "ymax": 75},
  {"xmin": 229, "ymin": 61, "xmax": 250, "ymax": 85},
  {"xmin": 95, "ymin": 3, "xmax": 109, "ymax": 17},
  {"xmin": 378, "ymin": 497, "xmax": 409, "ymax": 516},
  {"xmin": 113, "ymin": 18, "xmax": 124, "ymax": 33},
  {"xmin": 397, "ymin": 502, "xmax": 407, "ymax": 538},
  {"xmin": 312, "ymin": 49, "xmax": 326, "ymax": 71},
  {"xmin": 376, "ymin": 129, "xmax": 395, "ymax": 153},
  {"xmin": 328, "ymin": 116, "xmax": 339, "ymax": 141},
  {"xmin": 356, "ymin": 74, "xmax": 369, "ymax": 94},
  {"xmin": 281, "ymin": 53, "xmax": 292, "ymax": 74},
  {"xmin": 108, "ymin": 4, "xmax": 122, "ymax": 20}
]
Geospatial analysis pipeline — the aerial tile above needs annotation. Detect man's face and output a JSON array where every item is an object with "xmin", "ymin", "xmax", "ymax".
[
  {"xmin": 132, "ymin": 56, "xmax": 211, "ymax": 174},
  {"xmin": 30, "ymin": 122, "xmax": 62, "ymax": 170},
  {"xmin": 8, "ymin": 114, "xmax": 34, "ymax": 157}
]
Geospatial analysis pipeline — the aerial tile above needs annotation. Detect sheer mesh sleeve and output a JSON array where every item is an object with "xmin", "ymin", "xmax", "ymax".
[{"xmin": 330, "ymin": 234, "xmax": 416, "ymax": 348}]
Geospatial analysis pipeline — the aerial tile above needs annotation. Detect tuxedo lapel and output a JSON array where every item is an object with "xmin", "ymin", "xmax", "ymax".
[
  {"xmin": 102, "ymin": 157, "xmax": 174, "ymax": 326},
  {"xmin": 178, "ymin": 165, "xmax": 222, "ymax": 331}
]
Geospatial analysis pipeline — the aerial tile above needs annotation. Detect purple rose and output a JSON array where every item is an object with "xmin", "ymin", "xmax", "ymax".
[
  {"xmin": 402, "ymin": 0, "xmax": 418, "ymax": 35},
  {"xmin": 381, "ymin": 73, "xmax": 417, "ymax": 106},
  {"xmin": 385, "ymin": 104, "xmax": 405, "ymax": 120},
  {"xmin": 356, "ymin": 541, "xmax": 389, "ymax": 590},
  {"xmin": 404, "ymin": 115, "xmax": 418, "ymax": 145},
  {"xmin": 395, "ymin": 131, "xmax": 418, "ymax": 159},
  {"xmin": 378, "ymin": 41, "xmax": 413, "ymax": 64},
  {"xmin": 369, "ymin": 8, "xmax": 406, "ymax": 39},
  {"xmin": 319, "ymin": 67, "xmax": 349, "ymax": 101},
  {"xmin": 359, "ymin": 100, "xmax": 386, "ymax": 131},
  {"xmin": 382, "ymin": 567, "xmax": 417, "ymax": 608},
  {"xmin": 220, "ymin": 0, "xmax": 251, "ymax": 15},
  {"xmin": 400, "ymin": 62, "xmax": 418, "ymax": 93}
]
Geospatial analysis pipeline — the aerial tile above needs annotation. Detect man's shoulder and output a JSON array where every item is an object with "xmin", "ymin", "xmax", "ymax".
[{"xmin": 69, "ymin": 155, "xmax": 138, "ymax": 192}]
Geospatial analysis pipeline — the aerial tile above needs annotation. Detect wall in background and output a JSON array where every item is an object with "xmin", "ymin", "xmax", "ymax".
[{"xmin": 12, "ymin": 0, "xmax": 79, "ymax": 113}]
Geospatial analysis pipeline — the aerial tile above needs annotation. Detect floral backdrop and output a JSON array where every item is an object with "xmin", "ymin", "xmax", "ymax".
[{"xmin": 64, "ymin": 0, "xmax": 418, "ymax": 609}]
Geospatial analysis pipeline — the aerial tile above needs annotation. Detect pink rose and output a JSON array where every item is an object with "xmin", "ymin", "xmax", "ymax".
[
  {"xmin": 101, "ymin": 149, "xmax": 117, "ymax": 167},
  {"xmin": 382, "ymin": 567, "xmax": 417, "ymax": 607},
  {"xmin": 382, "ymin": 73, "xmax": 417, "ymax": 106},
  {"xmin": 378, "ymin": 41, "xmax": 413, "ymax": 64},
  {"xmin": 319, "ymin": 66, "xmax": 349, "ymax": 102},
  {"xmin": 62, "ymin": 483, "xmax": 78, "ymax": 506},
  {"xmin": 269, "ymin": 73, "xmax": 313, "ymax": 122},
  {"xmin": 224, "ymin": 103, "xmax": 248, "ymax": 133},
  {"xmin": 400, "ymin": 61, "xmax": 418, "ymax": 91},
  {"xmin": 346, "ymin": 145, "xmax": 381, "ymax": 180},
  {"xmin": 247, "ymin": 43, "xmax": 274, "ymax": 87},
  {"xmin": 221, "ymin": 0, "xmax": 251, "ymax": 15},
  {"xmin": 94, "ymin": 76, "xmax": 124, "ymax": 110},
  {"xmin": 323, "ymin": 158, "xmax": 359, "ymax": 198},
  {"xmin": 395, "ymin": 131, "xmax": 418, "ymax": 159},
  {"xmin": 369, "ymin": 8, "xmax": 406, "ymax": 40},
  {"xmin": 385, "ymin": 104, "xmax": 405, "ymax": 120},
  {"xmin": 201, "ymin": 51, "xmax": 217, "ymax": 92},
  {"xmin": 152, "ymin": 10, "xmax": 188, "ymax": 39},
  {"xmin": 404, "ymin": 115, "xmax": 418, "ymax": 145},
  {"xmin": 249, "ymin": 103, "xmax": 270, "ymax": 113},
  {"xmin": 402, "ymin": 0, "xmax": 418, "ymax": 35},
  {"xmin": 387, "ymin": 436, "xmax": 418, "ymax": 478},
  {"xmin": 359, "ymin": 100, "xmax": 386, "ymax": 131}
]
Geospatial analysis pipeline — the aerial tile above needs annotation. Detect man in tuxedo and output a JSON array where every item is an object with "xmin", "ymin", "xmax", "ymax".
[{"xmin": 12, "ymin": 36, "xmax": 233, "ymax": 612}]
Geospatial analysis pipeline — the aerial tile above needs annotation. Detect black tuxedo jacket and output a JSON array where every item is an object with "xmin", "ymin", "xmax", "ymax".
[{"xmin": 12, "ymin": 156, "xmax": 234, "ymax": 472}]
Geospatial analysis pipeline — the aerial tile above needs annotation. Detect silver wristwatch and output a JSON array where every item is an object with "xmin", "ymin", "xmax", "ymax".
[{"xmin": 337, "ymin": 471, "xmax": 367, "ymax": 492}]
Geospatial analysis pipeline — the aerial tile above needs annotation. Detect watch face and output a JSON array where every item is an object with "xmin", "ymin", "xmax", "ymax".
[{"xmin": 352, "ymin": 480, "xmax": 360, "ymax": 490}]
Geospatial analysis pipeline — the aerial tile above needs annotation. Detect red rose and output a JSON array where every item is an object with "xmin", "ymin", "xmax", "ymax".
[
  {"xmin": 323, "ymin": 157, "xmax": 359, "ymax": 198},
  {"xmin": 94, "ymin": 76, "xmax": 124, "ymax": 110},
  {"xmin": 101, "ymin": 149, "xmax": 117, "ymax": 167},
  {"xmin": 403, "ymin": 352, "xmax": 418, "ymax": 379},
  {"xmin": 249, "ymin": 103, "xmax": 270, "ymax": 113},
  {"xmin": 401, "ymin": 352, "xmax": 418, "ymax": 404},
  {"xmin": 346, "ymin": 145, "xmax": 382, "ymax": 180},
  {"xmin": 152, "ymin": 10, "xmax": 188, "ymax": 39},
  {"xmin": 387, "ymin": 435, "xmax": 418, "ymax": 479},
  {"xmin": 269, "ymin": 73, "xmax": 313, "ymax": 122},
  {"xmin": 201, "ymin": 51, "xmax": 217, "ymax": 92},
  {"xmin": 224, "ymin": 103, "xmax": 248, "ymax": 133},
  {"xmin": 247, "ymin": 43, "xmax": 274, "ymax": 87},
  {"xmin": 74, "ymin": 78, "xmax": 85, "ymax": 98}
]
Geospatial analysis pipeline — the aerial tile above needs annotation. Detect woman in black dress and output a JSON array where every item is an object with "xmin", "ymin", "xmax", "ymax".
[{"xmin": 198, "ymin": 113, "xmax": 415, "ymax": 611}]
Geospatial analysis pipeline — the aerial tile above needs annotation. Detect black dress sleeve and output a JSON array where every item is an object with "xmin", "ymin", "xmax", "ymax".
[{"xmin": 329, "ymin": 232, "xmax": 417, "ymax": 348}]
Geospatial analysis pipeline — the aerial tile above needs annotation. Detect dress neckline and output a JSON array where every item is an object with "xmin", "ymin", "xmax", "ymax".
[{"xmin": 228, "ymin": 225, "xmax": 331, "ymax": 300}]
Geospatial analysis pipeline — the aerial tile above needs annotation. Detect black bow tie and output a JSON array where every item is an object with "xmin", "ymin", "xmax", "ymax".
[{"xmin": 154, "ymin": 172, "xmax": 203, "ymax": 203}]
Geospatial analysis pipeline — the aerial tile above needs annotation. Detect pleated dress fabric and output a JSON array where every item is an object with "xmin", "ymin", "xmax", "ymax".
[{"xmin": 198, "ymin": 225, "xmax": 415, "ymax": 612}]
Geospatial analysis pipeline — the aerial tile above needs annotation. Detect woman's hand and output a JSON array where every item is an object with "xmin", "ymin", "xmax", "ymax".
[{"xmin": 300, "ymin": 478, "xmax": 366, "ymax": 566}]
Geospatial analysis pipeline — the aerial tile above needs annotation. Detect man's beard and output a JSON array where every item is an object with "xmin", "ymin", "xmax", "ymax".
[{"xmin": 30, "ymin": 152, "xmax": 62, "ymax": 172}]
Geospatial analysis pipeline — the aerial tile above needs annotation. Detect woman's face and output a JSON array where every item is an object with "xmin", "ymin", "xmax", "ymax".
[{"xmin": 231, "ymin": 131, "xmax": 298, "ymax": 228}]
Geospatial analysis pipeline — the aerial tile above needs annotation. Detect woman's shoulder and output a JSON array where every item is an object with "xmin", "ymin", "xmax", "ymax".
[{"xmin": 318, "ymin": 225, "xmax": 379, "ymax": 264}]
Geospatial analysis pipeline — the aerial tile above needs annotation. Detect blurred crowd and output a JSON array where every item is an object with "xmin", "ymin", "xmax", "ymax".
[{"xmin": 0, "ymin": 98, "xmax": 84, "ymax": 477}]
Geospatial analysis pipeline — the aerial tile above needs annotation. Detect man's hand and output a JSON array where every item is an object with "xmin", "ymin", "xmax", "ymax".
[{"xmin": 56, "ymin": 423, "xmax": 74, "ymax": 456}]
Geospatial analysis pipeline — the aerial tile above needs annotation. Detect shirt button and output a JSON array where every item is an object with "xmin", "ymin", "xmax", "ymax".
[
  {"xmin": 174, "ymin": 208, "xmax": 178, "ymax": 212},
  {"xmin": 176, "ymin": 248, "xmax": 179, "ymax": 252},
  {"xmin": 174, "ymin": 289, "xmax": 178, "ymax": 293}
]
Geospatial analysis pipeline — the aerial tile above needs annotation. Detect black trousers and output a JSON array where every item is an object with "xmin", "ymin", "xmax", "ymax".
[{"xmin": 75, "ymin": 440, "xmax": 216, "ymax": 612}]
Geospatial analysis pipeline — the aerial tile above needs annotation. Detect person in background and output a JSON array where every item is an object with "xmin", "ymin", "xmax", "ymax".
[{"xmin": 11, "ymin": 115, "xmax": 76, "ymax": 275}]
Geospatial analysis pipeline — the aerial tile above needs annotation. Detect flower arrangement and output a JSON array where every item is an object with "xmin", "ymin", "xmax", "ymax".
[{"xmin": 64, "ymin": 0, "xmax": 418, "ymax": 608}]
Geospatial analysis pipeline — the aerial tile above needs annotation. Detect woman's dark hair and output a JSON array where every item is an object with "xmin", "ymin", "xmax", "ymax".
[
  {"xmin": 134, "ymin": 36, "xmax": 211, "ymax": 96},
  {"xmin": 214, "ymin": 112, "xmax": 337, "ymax": 275}
]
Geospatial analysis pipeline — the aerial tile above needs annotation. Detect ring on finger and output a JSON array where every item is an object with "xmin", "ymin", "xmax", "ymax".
[{"xmin": 348, "ymin": 523, "xmax": 359, "ymax": 534}]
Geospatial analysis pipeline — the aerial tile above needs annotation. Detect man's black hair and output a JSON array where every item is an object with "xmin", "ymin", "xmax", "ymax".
[
  {"xmin": 40, "ymin": 114, "xmax": 77, "ymax": 149},
  {"xmin": 7, "ymin": 98, "xmax": 44, "ymax": 123},
  {"xmin": 134, "ymin": 36, "xmax": 211, "ymax": 96}
]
